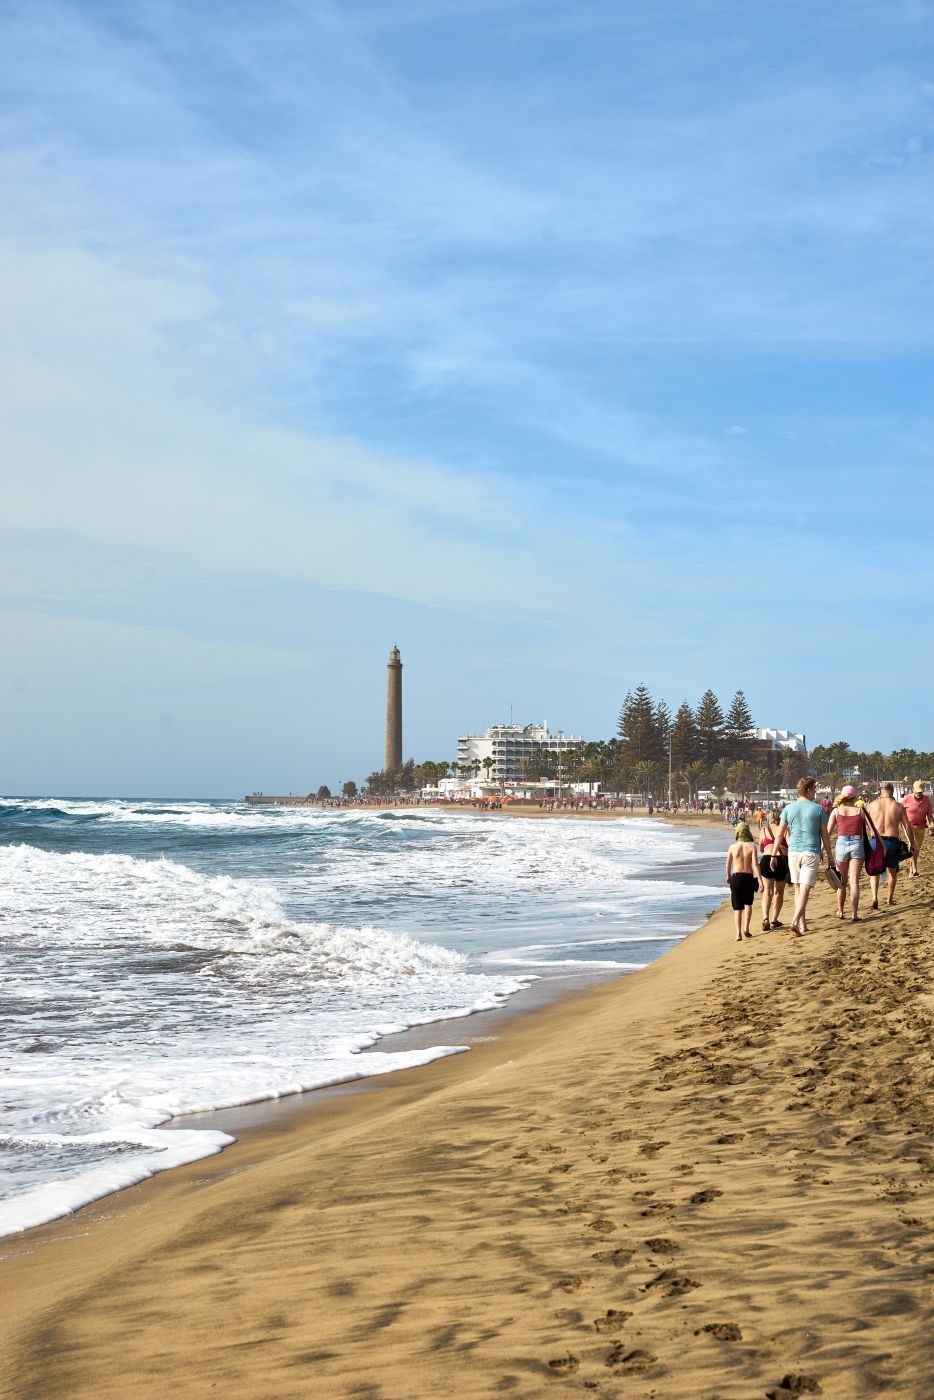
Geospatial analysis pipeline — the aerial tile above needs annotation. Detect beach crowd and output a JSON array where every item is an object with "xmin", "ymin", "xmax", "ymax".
[{"xmin": 725, "ymin": 777, "xmax": 933, "ymax": 941}]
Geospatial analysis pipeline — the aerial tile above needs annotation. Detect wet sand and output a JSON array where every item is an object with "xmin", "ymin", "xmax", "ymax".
[{"xmin": 2, "ymin": 854, "xmax": 932, "ymax": 1398}]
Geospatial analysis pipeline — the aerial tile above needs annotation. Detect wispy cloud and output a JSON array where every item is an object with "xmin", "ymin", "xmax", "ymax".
[{"xmin": 1, "ymin": 0, "xmax": 932, "ymax": 784}]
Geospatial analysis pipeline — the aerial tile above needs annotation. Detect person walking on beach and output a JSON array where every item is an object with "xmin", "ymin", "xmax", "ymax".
[
  {"xmin": 726, "ymin": 822, "xmax": 761, "ymax": 941},
  {"xmin": 771, "ymin": 776, "xmax": 835, "ymax": 935},
  {"xmin": 827, "ymin": 785, "xmax": 874, "ymax": 922},
  {"xmin": 757, "ymin": 809, "xmax": 788, "ymax": 931},
  {"xmin": 903, "ymin": 781, "xmax": 933, "ymax": 878},
  {"xmin": 867, "ymin": 784, "xmax": 915, "ymax": 908}
]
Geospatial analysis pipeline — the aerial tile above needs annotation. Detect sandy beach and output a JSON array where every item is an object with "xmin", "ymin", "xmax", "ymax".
[{"xmin": 2, "ymin": 841, "xmax": 932, "ymax": 1399}]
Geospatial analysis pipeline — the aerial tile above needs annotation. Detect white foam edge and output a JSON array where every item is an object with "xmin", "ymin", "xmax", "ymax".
[
  {"xmin": 0, "ymin": 1043, "xmax": 473, "ymax": 1239},
  {"xmin": 0, "ymin": 978, "xmax": 543, "ymax": 1239},
  {"xmin": 0, "ymin": 1126, "xmax": 232, "ymax": 1238}
]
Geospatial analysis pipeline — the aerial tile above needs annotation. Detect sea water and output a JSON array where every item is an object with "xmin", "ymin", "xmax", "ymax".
[{"xmin": 0, "ymin": 799, "xmax": 726, "ymax": 1236}]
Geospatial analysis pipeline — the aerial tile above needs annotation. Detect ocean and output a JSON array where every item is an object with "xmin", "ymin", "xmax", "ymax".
[{"xmin": 0, "ymin": 798, "xmax": 726, "ymax": 1237}]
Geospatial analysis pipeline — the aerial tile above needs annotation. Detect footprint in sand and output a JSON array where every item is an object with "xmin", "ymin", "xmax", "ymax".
[
  {"xmin": 766, "ymin": 1374, "xmax": 822, "ymax": 1398},
  {"xmin": 592, "ymin": 1247, "xmax": 635, "ymax": 1266},
  {"xmin": 640, "ymin": 1201, "xmax": 676, "ymax": 1216},
  {"xmin": 593, "ymin": 1308, "xmax": 632, "ymax": 1332},
  {"xmin": 638, "ymin": 1140, "xmax": 670, "ymax": 1156},
  {"xmin": 557, "ymin": 1274, "xmax": 585, "ymax": 1292},
  {"xmin": 689, "ymin": 1187, "xmax": 723, "ymax": 1204},
  {"xmin": 695, "ymin": 1322, "xmax": 742, "ymax": 1340},
  {"xmin": 605, "ymin": 1344, "xmax": 657, "ymax": 1372},
  {"xmin": 587, "ymin": 1217, "xmax": 619, "ymax": 1235},
  {"xmin": 547, "ymin": 1354, "xmax": 579, "ymax": 1375},
  {"xmin": 642, "ymin": 1269, "xmax": 701, "ymax": 1296},
  {"xmin": 643, "ymin": 1237, "xmax": 680, "ymax": 1255}
]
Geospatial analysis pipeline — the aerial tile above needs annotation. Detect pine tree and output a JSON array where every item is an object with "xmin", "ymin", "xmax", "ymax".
[
  {"xmin": 616, "ymin": 691, "xmax": 633, "ymax": 739},
  {"xmin": 398, "ymin": 758, "xmax": 417, "ymax": 790},
  {"xmin": 695, "ymin": 690, "xmax": 726, "ymax": 764},
  {"xmin": 670, "ymin": 701, "xmax": 698, "ymax": 771},
  {"xmin": 655, "ymin": 699, "xmax": 672, "ymax": 752},
  {"xmin": 617, "ymin": 685, "xmax": 662, "ymax": 766},
  {"xmin": 724, "ymin": 690, "xmax": 755, "ymax": 761}
]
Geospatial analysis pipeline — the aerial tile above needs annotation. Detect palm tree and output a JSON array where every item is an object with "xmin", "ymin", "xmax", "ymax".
[
  {"xmin": 563, "ymin": 749, "xmax": 583, "ymax": 795},
  {"xmin": 519, "ymin": 755, "xmax": 539, "ymax": 784},
  {"xmin": 481, "ymin": 755, "xmax": 494, "ymax": 787},
  {"xmin": 633, "ymin": 761, "xmax": 654, "ymax": 804},
  {"xmin": 820, "ymin": 769, "xmax": 842, "ymax": 801},
  {"xmin": 682, "ymin": 760, "xmax": 707, "ymax": 801},
  {"xmin": 780, "ymin": 753, "xmax": 802, "ymax": 789},
  {"xmin": 709, "ymin": 759, "xmax": 730, "ymax": 795},
  {"xmin": 727, "ymin": 761, "xmax": 754, "ymax": 798},
  {"xmin": 580, "ymin": 756, "xmax": 601, "ymax": 798}
]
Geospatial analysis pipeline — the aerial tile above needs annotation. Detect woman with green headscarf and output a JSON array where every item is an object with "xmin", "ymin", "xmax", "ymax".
[{"xmin": 725, "ymin": 821, "xmax": 761, "ymax": 941}]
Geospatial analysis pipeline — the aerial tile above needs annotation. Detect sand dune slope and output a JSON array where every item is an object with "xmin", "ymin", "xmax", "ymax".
[{"xmin": 2, "ymin": 868, "xmax": 933, "ymax": 1399}]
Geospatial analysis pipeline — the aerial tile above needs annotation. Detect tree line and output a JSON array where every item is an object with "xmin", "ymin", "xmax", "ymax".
[
  {"xmin": 809, "ymin": 741, "xmax": 933, "ymax": 794},
  {"xmin": 609, "ymin": 685, "xmax": 793, "ymax": 799},
  {"xmin": 314, "ymin": 691, "xmax": 932, "ymax": 802},
  {"xmin": 355, "ymin": 687, "xmax": 787, "ymax": 800}
]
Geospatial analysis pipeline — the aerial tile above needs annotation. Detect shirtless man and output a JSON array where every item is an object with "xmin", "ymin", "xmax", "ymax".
[
  {"xmin": 725, "ymin": 822, "xmax": 761, "ymax": 941},
  {"xmin": 867, "ymin": 783, "xmax": 916, "ymax": 908}
]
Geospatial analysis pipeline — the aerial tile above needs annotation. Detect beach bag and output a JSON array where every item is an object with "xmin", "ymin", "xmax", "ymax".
[
  {"xmin": 824, "ymin": 865, "xmax": 842, "ymax": 892},
  {"xmin": 863, "ymin": 810, "xmax": 885, "ymax": 876}
]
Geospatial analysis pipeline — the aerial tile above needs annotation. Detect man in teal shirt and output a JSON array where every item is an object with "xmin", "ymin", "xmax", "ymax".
[{"xmin": 773, "ymin": 775, "xmax": 835, "ymax": 935}]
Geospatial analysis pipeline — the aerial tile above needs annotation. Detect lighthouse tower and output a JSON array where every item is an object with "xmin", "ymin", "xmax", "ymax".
[{"xmin": 385, "ymin": 646, "xmax": 403, "ymax": 771}]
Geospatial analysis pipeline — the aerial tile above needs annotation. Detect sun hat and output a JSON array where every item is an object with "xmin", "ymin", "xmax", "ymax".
[
  {"xmin": 840, "ymin": 784, "xmax": 857, "ymax": 798},
  {"xmin": 913, "ymin": 780, "xmax": 925, "ymax": 793}
]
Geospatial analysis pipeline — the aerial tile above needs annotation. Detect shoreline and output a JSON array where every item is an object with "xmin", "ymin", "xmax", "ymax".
[
  {"xmin": 5, "ymin": 863, "xmax": 933, "ymax": 1395},
  {"xmin": 246, "ymin": 797, "xmax": 734, "ymax": 830},
  {"xmin": 161, "ymin": 812, "xmax": 725, "ymax": 1146},
  {"xmin": 4, "ymin": 834, "xmax": 931, "ymax": 1396},
  {"xmin": 160, "ymin": 967, "xmax": 621, "ymax": 1142},
  {"xmin": 2, "ymin": 807, "xmax": 723, "ymax": 1237}
]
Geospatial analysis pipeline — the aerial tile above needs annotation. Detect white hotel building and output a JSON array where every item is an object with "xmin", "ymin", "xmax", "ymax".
[
  {"xmin": 456, "ymin": 721, "xmax": 586, "ymax": 787},
  {"xmin": 751, "ymin": 727, "xmax": 807, "ymax": 752}
]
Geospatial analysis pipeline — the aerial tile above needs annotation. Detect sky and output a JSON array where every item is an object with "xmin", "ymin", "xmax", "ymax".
[{"xmin": 2, "ymin": 0, "xmax": 932, "ymax": 796}]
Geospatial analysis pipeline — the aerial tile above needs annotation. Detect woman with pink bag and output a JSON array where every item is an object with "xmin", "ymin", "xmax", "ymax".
[{"xmin": 827, "ymin": 785, "xmax": 876, "ymax": 922}]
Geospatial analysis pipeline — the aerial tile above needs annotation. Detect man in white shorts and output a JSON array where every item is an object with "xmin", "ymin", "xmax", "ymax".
[{"xmin": 771, "ymin": 776, "xmax": 835, "ymax": 935}]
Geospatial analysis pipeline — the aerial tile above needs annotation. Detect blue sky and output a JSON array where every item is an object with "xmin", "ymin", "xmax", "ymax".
[{"xmin": 2, "ymin": 0, "xmax": 932, "ymax": 795}]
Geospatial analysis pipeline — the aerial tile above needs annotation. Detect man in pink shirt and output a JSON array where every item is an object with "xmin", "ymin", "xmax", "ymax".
[{"xmin": 903, "ymin": 780, "xmax": 934, "ymax": 877}]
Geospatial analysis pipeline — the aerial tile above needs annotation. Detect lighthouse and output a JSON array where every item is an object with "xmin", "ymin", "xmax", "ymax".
[{"xmin": 385, "ymin": 646, "xmax": 403, "ymax": 771}]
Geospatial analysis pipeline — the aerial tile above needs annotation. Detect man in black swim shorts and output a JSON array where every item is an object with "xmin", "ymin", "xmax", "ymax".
[{"xmin": 725, "ymin": 822, "xmax": 760, "ymax": 941}]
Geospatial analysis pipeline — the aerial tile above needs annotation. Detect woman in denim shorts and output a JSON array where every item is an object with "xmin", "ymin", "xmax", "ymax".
[{"xmin": 827, "ymin": 785, "xmax": 874, "ymax": 922}]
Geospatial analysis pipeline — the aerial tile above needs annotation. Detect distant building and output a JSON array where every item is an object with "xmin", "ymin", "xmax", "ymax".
[
  {"xmin": 457, "ymin": 721, "xmax": 586, "ymax": 786},
  {"xmin": 749, "ymin": 727, "xmax": 807, "ymax": 752},
  {"xmin": 746, "ymin": 727, "xmax": 807, "ymax": 779}
]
